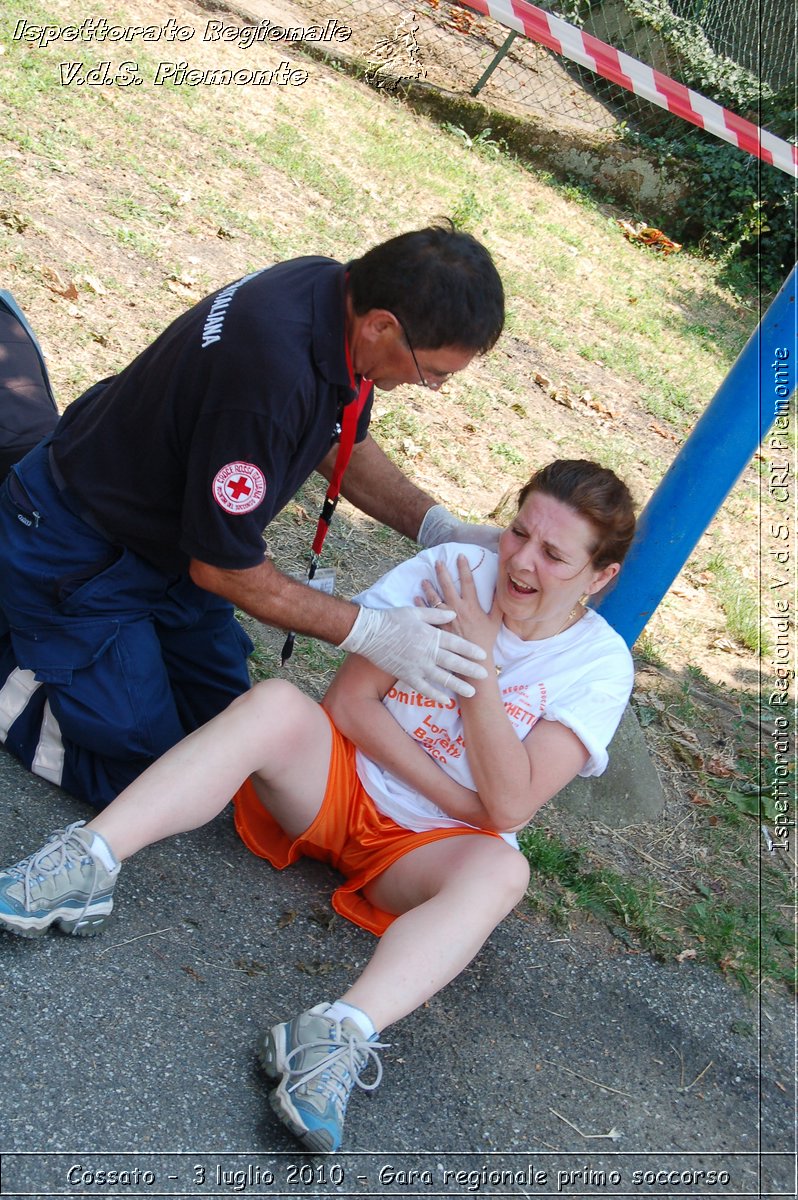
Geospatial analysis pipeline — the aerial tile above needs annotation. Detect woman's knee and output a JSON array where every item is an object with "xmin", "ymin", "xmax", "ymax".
[
  {"xmin": 469, "ymin": 838, "xmax": 530, "ymax": 907},
  {"xmin": 233, "ymin": 679, "xmax": 322, "ymax": 750},
  {"xmin": 503, "ymin": 845, "xmax": 531, "ymax": 901},
  {"xmin": 234, "ymin": 677, "xmax": 302, "ymax": 718}
]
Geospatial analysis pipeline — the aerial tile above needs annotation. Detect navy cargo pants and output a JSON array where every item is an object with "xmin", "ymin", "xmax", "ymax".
[{"xmin": 0, "ymin": 442, "xmax": 253, "ymax": 808}]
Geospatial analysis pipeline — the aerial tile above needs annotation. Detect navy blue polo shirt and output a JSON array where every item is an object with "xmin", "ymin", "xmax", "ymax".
[{"xmin": 51, "ymin": 258, "xmax": 373, "ymax": 575}]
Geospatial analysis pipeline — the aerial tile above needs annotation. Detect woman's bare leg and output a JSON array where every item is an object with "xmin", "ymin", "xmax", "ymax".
[
  {"xmin": 87, "ymin": 679, "xmax": 332, "ymax": 860},
  {"xmin": 339, "ymin": 834, "xmax": 530, "ymax": 1030}
]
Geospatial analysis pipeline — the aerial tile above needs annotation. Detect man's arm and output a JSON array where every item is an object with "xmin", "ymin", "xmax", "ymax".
[
  {"xmin": 319, "ymin": 433, "xmax": 501, "ymax": 550},
  {"xmin": 189, "ymin": 555, "xmax": 488, "ymax": 702},
  {"xmin": 190, "ymin": 556, "xmax": 358, "ymax": 643},
  {"xmin": 317, "ymin": 432, "xmax": 434, "ymax": 540}
]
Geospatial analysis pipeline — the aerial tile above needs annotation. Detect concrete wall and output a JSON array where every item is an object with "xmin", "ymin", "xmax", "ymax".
[{"xmin": 401, "ymin": 80, "xmax": 696, "ymax": 227}]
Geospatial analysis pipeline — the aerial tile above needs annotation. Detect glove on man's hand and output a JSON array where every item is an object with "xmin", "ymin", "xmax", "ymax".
[
  {"xmin": 417, "ymin": 503, "xmax": 501, "ymax": 552},
  {"xmin": 338, "ymin": 605, "xmax": 487, "ymax": 704}
]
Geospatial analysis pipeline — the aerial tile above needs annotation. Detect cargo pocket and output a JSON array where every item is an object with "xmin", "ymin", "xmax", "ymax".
[
  {"xmin": 11, "ymin": 620, "xmax": 120, "ymax": 686},
  {"xmin": 9, "ymin": 615, "xmax": 186, "ymax": 765},
  {"xmin": 56, "ymin": 544, "xmax": 166, "ymax": 615},
  {"xmin": 5, "ymin": 620, "xmax": 124, "ymax": 783}
]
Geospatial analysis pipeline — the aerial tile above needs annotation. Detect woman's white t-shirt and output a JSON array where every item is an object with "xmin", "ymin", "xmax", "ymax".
[{"xmin": 353, "ymin": 543, "xmax": 634, "ymax": 845}]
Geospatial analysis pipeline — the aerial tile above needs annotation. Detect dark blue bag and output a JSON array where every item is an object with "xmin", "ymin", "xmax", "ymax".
[{"xmin": 0, "ymin": 291, "xmax": 58, "ymax": 482}]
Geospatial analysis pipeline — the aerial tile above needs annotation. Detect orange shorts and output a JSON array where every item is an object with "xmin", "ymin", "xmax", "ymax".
[{"xmin": 232, "ymin": 714, "xmax": 497, "ymax": 936}]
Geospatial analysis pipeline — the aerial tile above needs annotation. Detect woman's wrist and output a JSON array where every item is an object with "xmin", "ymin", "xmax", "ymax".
[{"xmin": 461, "ymin": 654, "xmax": 500, "ymax": 698}]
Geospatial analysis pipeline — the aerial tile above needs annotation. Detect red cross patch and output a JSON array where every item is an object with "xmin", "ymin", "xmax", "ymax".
[{"xmin": 212, "ymin": 462, "xmax": 267, "ymax": 515}]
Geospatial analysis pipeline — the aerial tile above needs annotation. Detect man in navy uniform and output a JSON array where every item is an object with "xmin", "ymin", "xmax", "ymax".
[{"xmin": 0, "ymin": 223, "xmax": 505, "ymax": 807}]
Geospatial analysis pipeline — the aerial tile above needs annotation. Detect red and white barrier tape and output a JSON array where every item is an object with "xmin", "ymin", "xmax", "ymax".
[{"xmin": 460, "ymin": 0, "xmax": 798, "ymax": 178}]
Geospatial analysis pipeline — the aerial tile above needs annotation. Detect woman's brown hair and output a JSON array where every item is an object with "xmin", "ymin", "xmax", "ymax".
[{"xmin": 517, "ymin": 460, "xmax": 636, "ymax": 570}]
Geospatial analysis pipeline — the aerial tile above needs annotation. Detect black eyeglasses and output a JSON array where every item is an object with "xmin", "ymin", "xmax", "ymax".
[{"xmin": 393, "ymin": 314, "xmax": 452, "ymax": 391}]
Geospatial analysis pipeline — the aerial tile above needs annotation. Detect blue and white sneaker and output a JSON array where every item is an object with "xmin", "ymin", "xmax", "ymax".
[
  {"xmin": 259, "ymin": 1003, "xmax": 387, "ymax": 1152},
  {"xmin": 0, "ymin": 821, "xmax": 119, "ymax": 938}
]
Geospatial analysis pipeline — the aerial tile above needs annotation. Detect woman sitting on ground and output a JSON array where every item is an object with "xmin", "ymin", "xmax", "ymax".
[{"xmin": 0, "ymin": 459, "xmax": 636, "ymax": 1154}]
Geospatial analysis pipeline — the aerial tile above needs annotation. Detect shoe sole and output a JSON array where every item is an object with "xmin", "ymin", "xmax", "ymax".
[
  {"xmin": 257, "ymin": 1028, "xmax": 340, "ymax": 1154},
  {"xmin": 256, "ymin": 1024, "xmax": 288, "ymax": 1082},
  {"xmin": 268, "ymin": 1083, "xmax": 338, "ymax": 1154},
  {"xmin": 0, "ymin": 904, "xmax": 113, "ymax": 939}
]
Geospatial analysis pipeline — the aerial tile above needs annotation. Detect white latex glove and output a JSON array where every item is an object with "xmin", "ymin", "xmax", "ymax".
[
  {"xmin": 338, "ymin": 605, "xmax": 488, "ymax": 703},
  {"xmin": 417, "ymin": 503, "xmax": 501, "ymax": 552}
]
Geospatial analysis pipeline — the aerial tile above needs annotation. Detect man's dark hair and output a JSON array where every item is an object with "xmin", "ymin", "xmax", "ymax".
[{"xmin": 348, "ymin": 221, "xmax": 504, "ymax": 353}]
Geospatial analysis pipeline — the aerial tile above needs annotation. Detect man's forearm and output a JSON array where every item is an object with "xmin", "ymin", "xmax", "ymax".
[
  {"xmin": 321, "ymin": 433, "xmax": 434, "ymax": 540},
  {"xmin": 189, "ymin": 556, "xmax": 358, "ymax": 645}
]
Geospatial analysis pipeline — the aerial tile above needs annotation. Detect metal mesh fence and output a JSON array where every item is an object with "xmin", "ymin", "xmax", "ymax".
[
  {"xmin": 279, "ymin": 0, "xmax": 795, "ymax": 142},
  {"xmin": 276, "ymin": 0, "xmax": 624, "ymax": 133},
  {"xmin": 548, "ymin": 0, "xmax": 796, "ymax": 142},
  {"xmin": 668, "ymin": 0, "xmax": 795, "ymax": 91},
  {"xmin": 364, "ymin": 0, "xmax": 624, "ymax": 131}
]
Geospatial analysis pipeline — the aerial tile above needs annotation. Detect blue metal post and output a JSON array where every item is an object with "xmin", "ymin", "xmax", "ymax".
[{"xmin": 596, "ymin": 264, "xmax": 797, "ymax": 647}]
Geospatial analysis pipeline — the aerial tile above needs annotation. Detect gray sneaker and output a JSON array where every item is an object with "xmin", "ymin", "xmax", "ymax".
[
  {"xmin": 258, "ymin": 1003, "xmax": 387, "ymax": 1153},
  {"xmin": 0, "ymin": 822, "xmax": 119, "ymax": 938}
]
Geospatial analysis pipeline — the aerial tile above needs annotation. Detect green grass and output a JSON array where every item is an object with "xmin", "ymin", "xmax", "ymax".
[
  {"xmin": 623, "ymin": 667, "xmax": 795, "ymax": 993},
  {"xmin": 519, "ymin": 828, "xmax": 675, "ymax": 958},
  {"xmin": 704, "ymin": 551, "xmax": 771, "ymax": 655},
  {"xmin": 450, "ymin": 190, "xmax": 489, "ymax": 233},
  {"xmin": 489, "ymin": 442, "xmax": 526, "ymax": 468},
  {"xmin": 521, "ymin": 820, "xmax": 795, "ymax": 992},
  {"xmin": 633, "ymin": 633, "xmax": 667, "ymax": 668},
  {"xmin": 684, "ymin": 893, "xmax": 795, "ymax": 992},
  {"xmin": 114, "ymin": 226, "xmax": 161, "ymax": 258}
]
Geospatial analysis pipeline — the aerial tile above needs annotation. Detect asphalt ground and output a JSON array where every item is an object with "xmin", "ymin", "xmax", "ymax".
[{"xmin": 0, "ymin": 748, "xmax": 795, "ymax": 1200}]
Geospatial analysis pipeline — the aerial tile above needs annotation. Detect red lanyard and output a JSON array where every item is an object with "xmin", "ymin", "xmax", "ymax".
[
  {"xmin": 311, "ymin": 341, "xmax": 371, "ymax": 557},
  {"xmin": 281, "ymin": 343, "xmax": 372, "ymax": 664}
]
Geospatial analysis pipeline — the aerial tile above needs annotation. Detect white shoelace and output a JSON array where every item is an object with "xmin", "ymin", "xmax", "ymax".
[
  {"xmin": 284, "ymin": 1032, "xmax": 389, "ymax": 1099},
  {"xmin": 14, "ymin": 822, "xmax": 100, "ymax": 916}
]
